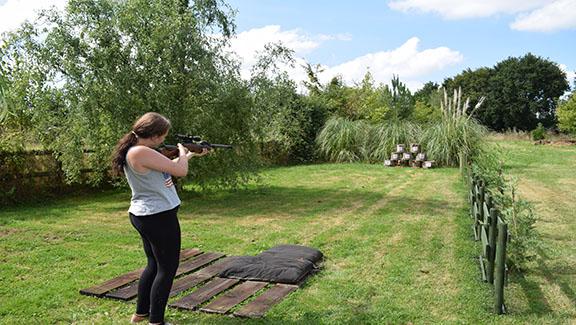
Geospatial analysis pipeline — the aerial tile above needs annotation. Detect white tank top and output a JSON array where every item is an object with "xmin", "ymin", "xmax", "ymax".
[{"xmin": 124, "ymin": 148, "xmax": 181, "ymax": 216}]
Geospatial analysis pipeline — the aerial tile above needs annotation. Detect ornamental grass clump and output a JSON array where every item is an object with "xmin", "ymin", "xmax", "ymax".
[
  {"xmin": 316, "ymin": 117, "xmax": 365, "ymax": 162},
  {"xmin": 368, "ymin": 120, "xmax": 420, "ymax": 162},
  {"xmin": 421, "ymin": 88, "xmax": 487, "ymax": 167},
  {"xmin": 421, "ymin": 116, "xmax": 486, "ymax": 167},
  {"xmin": 316, "ymin": 117, "xmax": 419, "ymax": 163}
]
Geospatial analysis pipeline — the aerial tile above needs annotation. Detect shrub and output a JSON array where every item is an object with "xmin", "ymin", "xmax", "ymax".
[
  {"xmin": 471, "ymin": 147, "xmax": 540, "ymax": 273},
  {"xmin": 557, "ymin": 93, "xmax": 576, "ymax": 134},
  {"xmin": 531, "ymin": 123, "xmax": 546, "ymax": 140},
  {"xmin": 493, "ymin": 177, "xmax": 540, "ymax": 272}
]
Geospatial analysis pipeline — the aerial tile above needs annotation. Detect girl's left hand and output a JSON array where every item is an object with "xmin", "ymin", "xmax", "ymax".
[{"xmin": 188, "ymin": 147, "xmax": 210, "ymax": 158}]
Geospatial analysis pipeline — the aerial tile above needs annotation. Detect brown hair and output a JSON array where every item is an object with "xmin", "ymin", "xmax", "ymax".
[{"xmin": 111, "ymin": 112, "xmax": 171, "ymax": 176}]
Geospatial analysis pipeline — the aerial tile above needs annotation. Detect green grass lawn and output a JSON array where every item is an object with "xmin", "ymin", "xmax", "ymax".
[
  {"xmin": 0, "ymin": 148, "xmax": 574, "ymax": 324},
  {"xmin": 495, "ymin": 140, "xmax": 576, "ymax": 323}
]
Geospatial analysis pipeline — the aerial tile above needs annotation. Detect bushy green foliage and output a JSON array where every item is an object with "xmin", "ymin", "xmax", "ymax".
[
  {"xmin": 470, "ymin": 144, "xmax": 505, "ymax": 189},
  {"xmin": 495, "ymin": 177, "xmax": 540, "ymax": 272},
  {"xmin": 557, "ymin": 93, "xmax": 576, "ymax": 134},
  {"xmin": 471, "ymin": 146, "xmax": 540, "ymax": 273},
  {"xmin": 411, "ymin": 100, "xmax": 442, "ymax": 124},
  {"xmin": 355, "ymin": 73, "xmax": 392, "ymax": 122},
  {"xmin": 531, "ymin": 122, "xmax": 546, "ymax": 140},
  {"xmin": 0, "ymin": 67, "xmax": 26, "ymax": 203},
  {"xmin": 291, "ymin": 96, "xmax": 329, "ymax": 163},
  {"xmin": 0, "ymin": 69, "xmax": 7, "ymax": 125},
  {"xmin": 1, "ymin": 0, "xmax": 259, "ymax": 187},
  {"xmin": 0, "ymin": 63, "xmax": 28, "ymax": 150},
  {"xmin": 304, "ymin": 71, "xmax": 414, "ymax": 123},
  {"xmin": 248, "ymin": 44, "xmax": 327, "ymax": 164},
  {"xmin": 413, "ymin": 81, "xmax": 439, "ymax": 106}
]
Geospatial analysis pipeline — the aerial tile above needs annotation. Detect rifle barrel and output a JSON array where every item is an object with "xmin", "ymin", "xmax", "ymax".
[
  {"xmin": 209, "ymin": 144, "xmax": 233, "ymax": 149},
  {"xmin": 159, "ymin": 143, "xmax": 233, "ymax": 151}
]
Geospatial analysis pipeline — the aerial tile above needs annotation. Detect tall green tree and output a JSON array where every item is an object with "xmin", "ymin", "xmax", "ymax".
[
  {"xmin": 386, "ymin": 74, "xmax": 414, "ymax": 120},
  {"xmin": 444, "ymin": 54, "xmax": 568, "ymax": 131},
  {"xmin": 250, "ymin": 44, "xmax": 327, "ymax": 164},
  {"xmin": 411, "ymin": 81, "xmax": 441, "ymax": 123},
  {"xmin": 1, "ymin": 0, "xmax": 258, "ymax": 186},
  {"xmin": 487, "ymin": 53, "xmax": 568, "ymax": 131},
  {"xmin": 356, "ymin": 73, "xmax": 392, "ymax": 123},
  {"xmin": 413, "ymin": 81, "xmax": 439, "ymax": 106},
  {"xmin": 321, "ymin": 76, "xmax": 359, "ymax": 119}
]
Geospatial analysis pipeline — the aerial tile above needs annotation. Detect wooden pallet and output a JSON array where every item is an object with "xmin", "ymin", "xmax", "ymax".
[
  {"xmin": 80, "ymin": 248, "xmax": 301, "ymax": 318},
  {"xmin": 105, "ymin": 252, "xmax": 225, "ymax": 300},
  {"xmin": 79, "ymin": 248, "xmax": 202, "ymax": 297}
]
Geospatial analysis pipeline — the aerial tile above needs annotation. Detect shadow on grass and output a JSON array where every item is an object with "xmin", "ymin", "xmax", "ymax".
[
  {"xmin": 177, "ymin": 186, "xmax": 376, "ymax": 218},
  {"xmin": 510, "ymin": 245, "xmax": 576, "ymax": 316},
  {"xmin": 0, "ymin": 188, "xmax": 130, "ymax": 224},
  {"xmin": 513, "ymin": 272, "xmax": 553, "ymax": 316},
  {"xmin": 177, "ymin": 185, "xmax": 456, "ymax": 221},
  {"xmin": 1, "ymin": 181, "xmax": 456, "ymax": 227},
  {"xmin": 535, "ymin": 247, "xmax": 576, "ymax": 310}
]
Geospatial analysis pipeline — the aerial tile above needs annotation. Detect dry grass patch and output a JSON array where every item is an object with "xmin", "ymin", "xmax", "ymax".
[{"xmin": 0, "ymin": 227, "xmax": 19, "ymax": 238}]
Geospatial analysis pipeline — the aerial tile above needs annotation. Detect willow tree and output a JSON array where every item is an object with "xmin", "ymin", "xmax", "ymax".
[{"xmin": 1, "ymin": 0, "xmax": 259, "ymax": 186}]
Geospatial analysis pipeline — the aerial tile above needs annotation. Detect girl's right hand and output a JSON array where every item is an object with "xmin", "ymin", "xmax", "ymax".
[{"xmin": 177, "ymin": 143, "xmax": 190, "ymax": 160}]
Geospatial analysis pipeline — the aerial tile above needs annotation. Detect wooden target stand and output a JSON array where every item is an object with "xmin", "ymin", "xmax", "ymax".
[{"xmin": 80, "ymin": 248, "xmax": 301, "ymax": 318}]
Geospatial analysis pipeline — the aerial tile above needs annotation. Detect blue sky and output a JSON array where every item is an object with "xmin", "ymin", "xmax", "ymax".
[
  {"xmin": 225, "ymin": 0, "xmax": 576, "ymax": 91},
  {"xmin": 1, "ymin": 0, "xmax": 575, "ymax": 91}
]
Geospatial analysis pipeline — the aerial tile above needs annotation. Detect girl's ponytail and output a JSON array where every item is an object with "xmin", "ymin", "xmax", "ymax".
[
  {"xmin": 111, "ymin": 131, "xmax": 138, "ymax": 177},
  {"xmin": 110, "ymin": 112, "xmax": 171, "ymax": 177}
]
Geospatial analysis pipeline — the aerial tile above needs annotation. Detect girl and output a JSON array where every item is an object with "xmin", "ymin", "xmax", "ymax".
[{"xmin": 112, "ymin": 112, "xmax": 208, "ymax": 324}]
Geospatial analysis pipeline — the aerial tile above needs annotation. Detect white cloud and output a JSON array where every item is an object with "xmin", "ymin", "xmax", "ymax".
[
  {"xmin": 0, "ymin": 0, "xmax": 67, "ymax": 35},
  {"xmin": 228, "ymin": 25, "xmax": 351, "ymax": 81},
  {"xmin": 229, "ymin": 25, "xmax": 322, "ymax": 67},
  {"xmin": 388, "ymin": 0, "xmax": 576, "ymax": 32},
  {"xmin": 229, "ymin": 26, "xmax": 463, "ymax": 92},
  {"xmin": 318, "ymin": 37, "xmax": 463, "ymax": 91},
  {"xmin": 510, "ymin": 0, "xmax": 576, "ymax": 32},
  {"xmin": 388, "ymin": 0, "xmax": 548, "ymax": 19}
]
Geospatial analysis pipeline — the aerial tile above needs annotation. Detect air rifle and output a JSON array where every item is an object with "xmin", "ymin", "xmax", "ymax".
[{"xmin": 158, "ymin": 134, "xmax": 233, "ymax": 159}]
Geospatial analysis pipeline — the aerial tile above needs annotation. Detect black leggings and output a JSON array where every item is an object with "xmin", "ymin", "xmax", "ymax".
[{"xmin": 130, "ymin": 206, "xmax": 181, "ymax": 324}]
